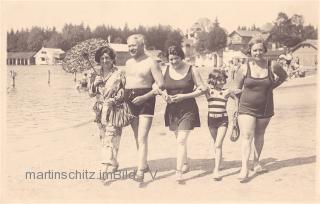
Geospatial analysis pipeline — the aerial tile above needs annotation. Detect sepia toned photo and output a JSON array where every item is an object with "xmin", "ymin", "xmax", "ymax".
[{"xmin": 1, "ymin": 0, "xmax": 319, "ymax": 203}]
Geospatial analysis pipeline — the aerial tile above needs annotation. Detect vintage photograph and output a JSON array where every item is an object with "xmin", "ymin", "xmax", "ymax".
[{"xmin": 1, "ymin": 0, "xmax": 319, "ymax": 203}]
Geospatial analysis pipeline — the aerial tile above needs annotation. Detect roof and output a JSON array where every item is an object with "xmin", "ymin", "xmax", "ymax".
[
  {"xmin": 291, "ymin": 39, "xmax": 318, "ymax": 51},
  {"xmin": 109, "ymin": 43, "xmax": 129, "ymax": 52},
  {"xmin": 7, "ymin": 52, "xmax": 36, "ymax": 58},
  {"xmin": 229, "ymin": 30, "xmax": 261, "ymax": 37},
  {"xmin": 40, "ymin": 47, "xmax": 65, "ymax": 53},
  {"xmin": 264, "ymin": 49, "xmax": 286, "ymax": 57},
  {"xmin": 229, "ymin": 30, "xmax": 270, "ymax": 40}
]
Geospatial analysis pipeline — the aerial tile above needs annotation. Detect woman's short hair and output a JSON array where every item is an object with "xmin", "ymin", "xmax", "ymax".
[
  {"xmin": 167, "ymin": 45, "xmax": 185, "ymax": 59},
  {"xmin": 95, "ymin": 46, "xmax": 116, "ymax": 64},
  {"xmin": 247, "ymin": 35, "xmax": 268, "ymax": 56}
]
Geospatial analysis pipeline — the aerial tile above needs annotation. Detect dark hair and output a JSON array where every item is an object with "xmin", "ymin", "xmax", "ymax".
[
  {"xmin": 167, "ymin": 45, "xmax": 185, "ymax": 60},
  {"xmin": 247, "ymin": 35, "xmax": 267, "ymax": 56},
  {"xmin": 207, "ymin": 69, "xmax": 228, "ymax": 86},
  {"xmin": 95, "ymin": 46, "xmax": 116, "ymax": 64}
]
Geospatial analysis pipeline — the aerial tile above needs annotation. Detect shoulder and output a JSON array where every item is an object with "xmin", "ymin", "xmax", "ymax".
[
  {"xmin": 238, "ymin": 63, "xmax": 247, "ymax": 76},
  {"xmin": 272, "ymin": 62, "xmax": 283, "ymax": 69},
  {"xmin": 190, "ymin": 64, "xmax": 200, "ymax": 74},
  {"xmin": 146, "ymin": 57, "xmax": 158, "ymax": 66},
  {"xmin": 125, "ymin": 58, "xmax": 134, "ymax": 66}
]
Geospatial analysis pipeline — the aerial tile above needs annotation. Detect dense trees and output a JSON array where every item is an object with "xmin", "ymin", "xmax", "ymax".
[
  {"xmin": 194, "ymin": 19, "xmax": 228, "ymax": 54},
  {"xmin": 7, "ymin": 23, "xmax": 184, "ymax": 52},
  {"xmin": 269, "ymin": 12, "xmax": 318, "ymax": 47}
]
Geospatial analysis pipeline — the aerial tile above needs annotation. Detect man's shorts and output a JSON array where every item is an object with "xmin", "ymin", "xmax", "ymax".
[{"xmin": 124, "ymin": 88, "xmax": 155, "ymax": 117}]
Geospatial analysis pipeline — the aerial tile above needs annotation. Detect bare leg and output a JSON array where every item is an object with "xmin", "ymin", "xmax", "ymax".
[
  {"xmin": 238, "ymin": 114, "xmax": 256, "ymax": 178},
  {"xmin": 136, "ymin": 116, "xmax": 153, "ymax": 171},
  {"xmin": 176, "ymin": 130, "xmax": 190, "ymax": 171},
  {"xmin": 213, "ymin": 125, "xmax": 227, "ymax": 178},
  {"xmin": 253, "ymin": 117, "xmax": 271, "ymax": 168},
  {"xmin": 130, "ymin": 117, "xmax": 139, "ymax": 149}
]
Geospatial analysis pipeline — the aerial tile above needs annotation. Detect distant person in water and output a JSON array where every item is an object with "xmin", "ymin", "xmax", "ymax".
[{"xmin": 76, "ymin": 72, "xmax": 89, "ymax": 90}]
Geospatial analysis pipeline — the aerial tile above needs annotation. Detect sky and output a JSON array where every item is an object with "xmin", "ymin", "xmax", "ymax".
[{"xmin": 1, "ymin": 0, "xmax": 319, "ymax": 34}]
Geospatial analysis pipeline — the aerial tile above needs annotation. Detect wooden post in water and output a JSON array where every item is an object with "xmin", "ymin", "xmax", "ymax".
[
  {"xmin": 48, "ymin": 70, "xmax": 51, "ymax": 84},
  {"xmin": 74, "ymin": 71, "xmax": 77, "ymax": 82},
  {"xmin": 12, "ymin": 71, "xmax": 16, "ymax": 88}
]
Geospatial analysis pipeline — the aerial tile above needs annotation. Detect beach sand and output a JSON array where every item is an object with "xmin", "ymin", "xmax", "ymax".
[{"xmin": 2, "ymin": 75, "xmax": 318, "ymax": 203}]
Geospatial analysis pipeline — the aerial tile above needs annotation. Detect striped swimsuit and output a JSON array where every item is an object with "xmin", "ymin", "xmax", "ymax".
[{"xmin": 207, "ymin": 88, "xmax": 229, "ymax": 129}]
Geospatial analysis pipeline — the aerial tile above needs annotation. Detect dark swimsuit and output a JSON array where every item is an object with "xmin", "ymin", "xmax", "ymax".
[
  {"xmin": 164, "ymin": 66, "xmax": 200, "ymax": 131},
  {"xmin": 238, "ymin": 62, "xmax": 274, "ymax": 118}
]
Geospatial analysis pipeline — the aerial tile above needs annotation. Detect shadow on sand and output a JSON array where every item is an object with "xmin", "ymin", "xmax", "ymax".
[{"xmin": 103, "ymin": 155, "xmax": 316, "ymax": 187}]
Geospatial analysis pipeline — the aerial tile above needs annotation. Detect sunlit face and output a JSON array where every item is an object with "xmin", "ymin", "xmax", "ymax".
[
  {"xmin": 168, "ymin": 54, "xmax": 182, "ymax": 67},
  {"xmin": 100, "ymin": 53, "xmax": 113, "ymax": 69},
  {"xmin": 251, "ymin": 43, "xmax": 265, "ymax": 60},
  {"xmin": 128, "ymin": 39, "xmax": 144, "ymax": 58}
]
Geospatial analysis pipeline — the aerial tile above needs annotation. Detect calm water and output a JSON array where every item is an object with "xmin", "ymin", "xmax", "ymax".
[
  {"xmin": 6, "ymin": 65, "xmax": 317, "ymax": 141},
  {"xmin": 6, "ymin": 65, "xmax": 94, "ymax": 140}
]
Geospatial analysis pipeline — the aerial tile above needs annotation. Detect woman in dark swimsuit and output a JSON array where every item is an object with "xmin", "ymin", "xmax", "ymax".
[
  {"xmin": 233, "ymin": 36, "xmax": 287, "ymax": 181},
  {"xmin": 161, "ymin": 46, "xmax": 205, "ymax": 182}
]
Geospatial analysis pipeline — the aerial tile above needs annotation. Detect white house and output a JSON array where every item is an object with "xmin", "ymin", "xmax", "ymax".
[
  {"xmin": 108, "ymin": 43, "xmax": 130, "ymax": 66},
  {"xmin": 34, "ymin": 47, "xmax": 65, "ymax": 65}
]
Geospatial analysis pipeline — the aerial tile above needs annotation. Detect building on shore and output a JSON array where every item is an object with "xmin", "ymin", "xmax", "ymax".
[
  {"xmin": 7, "ymin": 52, "xmax": 36, "ymax": 65},
  {"xmin": 108, "ymin": 43, "xmax": 131, "ymax": 66},
  {"xmin": 34, "ymin": 47, "xmax": 66, "ymax": 65},
  {"xmin": 228, "ymin": 30, "xmax": 270, "ymax": 52},
  {"xmin": 291, "ymin": 39, "xmax": 318, "ymax": 69}
]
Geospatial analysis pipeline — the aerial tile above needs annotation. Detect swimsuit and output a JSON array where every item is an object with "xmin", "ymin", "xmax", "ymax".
[
  {"xmin": 164, "ymin": 65, "xmax": 200, "ymax": 131},
  {"xmin": 238, "ymin": 62, "xmax": 274, "ymax": 118}
]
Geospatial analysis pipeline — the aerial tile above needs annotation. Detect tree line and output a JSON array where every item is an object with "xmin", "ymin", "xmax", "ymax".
[
  {"xmin": 7, "ymin": 12, "xmax": 318, "ymax": 54},
  {"xmin": 7, "ymin": 23, "xmax": 183, "ymax": 53}
]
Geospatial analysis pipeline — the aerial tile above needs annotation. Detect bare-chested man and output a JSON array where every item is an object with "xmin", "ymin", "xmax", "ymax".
[{"xmin": 124, "ymin": 34, "xmax": 164, "ymax": 182}]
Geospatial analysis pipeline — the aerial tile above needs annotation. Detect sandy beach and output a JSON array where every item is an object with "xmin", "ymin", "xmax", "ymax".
[{"xmin": 2, "ymin": 75, "xmax": 318, "ymax": 203}]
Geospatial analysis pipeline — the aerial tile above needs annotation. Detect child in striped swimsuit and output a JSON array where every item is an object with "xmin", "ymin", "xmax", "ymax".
[{"xmin": 205, "ymin": 69, "xmax": 240, "ymax": 181}]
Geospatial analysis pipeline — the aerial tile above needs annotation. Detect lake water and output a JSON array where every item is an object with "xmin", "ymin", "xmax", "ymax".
[
  {"xmin": 6, "ymin": 65, "xmax": 94, "ymax": 140},
  {"xmin": 6, "ymin": 65, "xmax": 317, "ymax": 142}
]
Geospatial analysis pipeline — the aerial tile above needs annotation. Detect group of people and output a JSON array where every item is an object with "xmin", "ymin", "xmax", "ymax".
[
  {"xmin": 277, "ymin": 54, "xmax": 305, "ymax": 79},
  {"xmin": 83, "ymin": 34, "xmax": 287, "ymax": 183}
]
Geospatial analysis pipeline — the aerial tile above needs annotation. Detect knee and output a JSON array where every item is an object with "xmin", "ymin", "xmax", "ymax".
[
  {"xmin": 137, "ymin": 136, "xmax": 147, "ymax": 145},
  {"xmin": 241, "ymin": 130, "xmax": 255, "ymax": 140},
  {"xmin": 176, "ymin": 137, "xmax": 187, "ymax": 146},
  {"xmin": 255, "ymin": 129, "xmax": 266, "ymax": 138},
  {"xmin": 102, "ymin": 136, "xmax": 113, "ymax": 148},
  {"xmin": 215, "ymin": 142, "xmax": 222, "ymax": 149}
]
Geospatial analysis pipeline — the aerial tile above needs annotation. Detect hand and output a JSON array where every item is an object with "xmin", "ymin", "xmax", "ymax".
[
  {"xmin": 105, "ymin": 98, "xmax": 115, "ymax": 106},
  {"xmin": 152, "ymin": 87, "xmax": 162, "ymax": 96},
  {"xmin": 132, "ymin": 95, "xmax": 148, "ymax": 106},
  {"xmin": 94, "ymin": 77, "xmax": 103, "ymax": 86},
  {"xmin": 162, "ymin": 92, "xmax": 173, "ymax": 104},
  {"xmin": 171, "ymin": 94, "xmax": 186, "ymax": 103},
  {"xmin": 152, "ymin": 83, "xmax": 162, "ymax": 95}
]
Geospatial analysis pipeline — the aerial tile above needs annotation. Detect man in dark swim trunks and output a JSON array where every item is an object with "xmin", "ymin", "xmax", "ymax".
[{"xmin": 124, "ymin": 34, "xmax": 164, "ymax": 182}]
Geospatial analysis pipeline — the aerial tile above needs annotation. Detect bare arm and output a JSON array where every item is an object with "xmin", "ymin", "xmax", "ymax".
[
  {"xmin": 272, "ymin": 63, "xmax": 288, "ymax": 89},
  {"xmin": 184, "ymin": 67, "xmax": 207, "ymax": 99},
  {"xmin": 150, "ymin": 60, "xmax": 165, "ymax": 90},
  {"xmin": 232, "ymin": 64, "xmax": 246, "ymax": 90}
]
